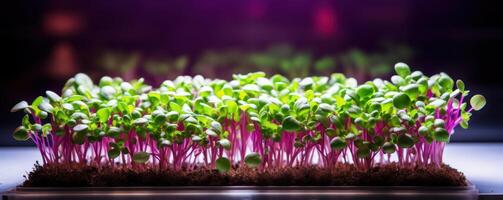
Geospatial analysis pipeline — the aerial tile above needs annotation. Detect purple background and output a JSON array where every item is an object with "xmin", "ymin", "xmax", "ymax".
[{"xmin": 2, "ymin": 0, "xmax": 502, "ymax": 145}]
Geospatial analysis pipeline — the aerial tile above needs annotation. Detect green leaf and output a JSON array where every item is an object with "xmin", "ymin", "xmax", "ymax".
[
  {"xmin": 22, "ymin": 115, "xmax": 31, "ymax": 127},
  {"xmin": 182, "ymin": 103, "xmax": 193, "ymax": 113},
  {"xmin": 191, "ymin": 135, "xmax": 202, "ymax": 142},
  {"xmin": 242, "ymin": 84, "xmax": 260, "ymax": 94},
  {"xmin": 75, "ymin": 73, "xmax": 93, "ymax": 89},
  {"xmin": 456, "ymin": 80, "xmax": 465, "ymax": 91},
  {"xmin": 32, "ymin": 96, "xmax": 44, "ymax": 108},
  {"xmin": 257, "ymin": 78, "xmax": 273, "ymax": 91},
  {"xmin": 356, "ymin": 85, "xmax": 374, "ymax": 98},
  {"xmin": 41, "ymin": 123, "xmax": 52, "ymax": 136},
  {"xmin": 97, "ymin": 108, "xmax": 111, "ymax": 123},
  {"xmin": 32, "ymin": 124, "xmax": 42, "ymax": 131},
  {"xmin": 239, "ymin": 104, "xmax": 252, "ymax": 112},
  {"xmin": 13, "ymin": 126, "xmax": 30, "ymax": 141},
  {"xmin": 392, "ymin": 93, "xmax": 411, "ymax": 109},
  {"xmin": 318, "ymin": 103, "xmax": 335, "ymax": 113},
  {"xmin": 470, "ymin": 94, "xmax": 486, "ymax": 111},
  {"xmin": 460, "ymin": 120, "xmax": 469, "ymax": 129},
  {"xmin": 133, "ymin": 118, "xmax": 148, "ymax": 125},
  {"xmin": 11, "ymin": 101, "xmax": 29, "ymax": 112},
  {"xmin": 38, "ymin": 102, "xmax": 54, "ymax": 113},
  {"xmin": 108, "ymin": 126, "xmax": 122, "ymax": 136},
  {"xmin": 153, "ymin": 114, "xmax": 167, "ymax": 126},
  {"xmin": 402, "ymin": 84, "xmax": 420, "ymax": 99},
  {"xmin": 216, "ymin": 157, "xmax": 231, "ymax": 173},
  {"xmin": 100, "ymin": 86, "xmax": 117, "ymax": 99},
  {"xmin": 218, "ymin": 139, "xmax": 231, "ymax": 150},
  {"xmin": 184, "ymin": 116, "xmax": 198, "ymax": 124},
  {"xmin": 186, "ymin": 124, "xmax": 203, "ymax": 135},
  {"xmin": 166, "ymin": 111, "xmax": 179, "ymax": 122},
  {"xmin": 450, "ymin": 89, "xmax": 461, "ymax": 98},
  {"xmin": 418, "ymin": 126, "xmax": 429, "ymax": 136},
  {"xmin": 225, "ymin": 100, "xmax": 238, "ymax": 115},
  {"xmin": 121, "ymin": 82, "xmax": 134, "ymax": 93},
  {"xmin": 417, "ymin": 78, "xmax": 428, "ymax": 93},
  {"xmin": 62, "ymin": 103, "xmax": 74, "ymax": 111},
  {"xmin": 397, "ymin": 111, "xmax": 411, "ymax": 121},
  {"xmin": 169, "ymin": 102, "xmax": 182, "ymax": 112},
  {"xmin": 383, "ymin": 142, "xmax": 396, "ymax": 154},
  {"xmin": 132, "ymin": 151, "xmax": 150, "ymax": 163},
  {"xmin": 433, "ymin": 128, "xmax": 450, "ymax": 142},
  {"xmin": 434, "ymin": 119, "xmax": 445, "ymax": 127},
  {"xmin": 356, "ymin": 147, "xmax": 370, "ymax": 158},
  {"xmin": 282, "ymin": 116, "xmax": 302, "ymax": 131},
  {"xmin": 199, "ymin": 86, "xmax": 213, "ymax": 97},
  {"xmin": 71, "ymin": 112, "xmax": 88, "ymax": 120},
  {"xmin": 391, "ymin": 75, "xmax": 405, "ymax": 85},
  {"xmin": 428, "ymin": 99, "xmax": 446, "ymax": 107},
  {"xmin": 438, "ymin": 75, "xmax": 454, "ymax": 91},
  {"xmin": 108, "ymin": 148, "xmax": 121, "ymax": 159},
  {"xmin": 38, "ymin": 111, "xmax": 47, "ymax": 119},
  {"xmin": 222, "ymin": 85, "xmax": 233, "ymax": 96},
  {"xmin": 99, "ymin": 76, "xmax": 113, "ymax": 86},
  {"xmin": 46, "ymin": 91, "xmax": 62, "ymax": 102},
  {"xmin": 64, "ymin": 95, "xmax": 86, "ymax": 102},
  {"xmin": 72, "ymin": 132, "xmax": 86, "ymax": 144},
  {"xmin": 344, "ymin": 133, "xmax": 356, "ymax": 140},
  {"xmin": 330, "ymin": 137, "xmax": 346, "ymax": 149},
  {"xmin": 410, "ymin": 71, "xmax": 423, "ymax": 80},
  {"xmin": 394, "ymin": 62, "xmax": 411, "ymax": 77},
  {"xmin": 397, "ymin": 134, "xmax": 414, "ymax": 148},
  {"xmin": 73, "ymin": 124, "xmax": 88, "ymax": 132},
  {"xmin": 244, "ymin": 152, "xmax": 262, "ymax": 168},
  {"xmin": 206, "ymin": 129, "xmax": 218, "ymax": 137},
  {"xmin": 117, "ymin": 102, "xmax": 128, "ymax": 113},
  {"xmin": 160, "ymin": 139, "xmax": 172, "ymax": 147},
  {"xmin": 210, "ymin": 121, "xmax": 223, "ymax": 133}
]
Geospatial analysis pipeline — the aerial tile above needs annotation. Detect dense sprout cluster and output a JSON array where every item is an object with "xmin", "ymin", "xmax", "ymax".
[{"xmin": 11, "ymin": 63, "xmax": 485, "ymax": 172}]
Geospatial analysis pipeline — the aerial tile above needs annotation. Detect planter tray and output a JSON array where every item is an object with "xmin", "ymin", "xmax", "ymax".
[{"xmin": 2, "ymin": 185, "xmax": 478, "ymax": 200}]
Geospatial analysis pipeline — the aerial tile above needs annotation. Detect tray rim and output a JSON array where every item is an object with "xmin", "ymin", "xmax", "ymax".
[
  {"xmin": 13, "ymin": 183, "xmax": 477, "ymax": 191},
  {"xmin": 3, "ymin": 184, "xmax": 479, "ymax": 199}
]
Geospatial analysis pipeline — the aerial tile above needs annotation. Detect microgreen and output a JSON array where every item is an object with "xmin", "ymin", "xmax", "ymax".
[{"xmin": 11, "ymin": 63, "xmax": 485, "ymax": 171}]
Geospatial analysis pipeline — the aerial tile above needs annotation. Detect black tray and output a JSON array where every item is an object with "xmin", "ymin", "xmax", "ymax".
[{"xmin": 2, "ymin": 185, "xmax": 478, "ymax": 200}]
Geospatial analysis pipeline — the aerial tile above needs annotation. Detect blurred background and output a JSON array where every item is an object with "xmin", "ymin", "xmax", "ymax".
[{"xmin": 2, "ymin": 0, "xmax": 502, "ymax": 145}]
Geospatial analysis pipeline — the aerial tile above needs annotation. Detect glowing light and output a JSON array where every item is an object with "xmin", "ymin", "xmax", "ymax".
[{"xmin": 313, "ymin": 3, "xmax": 337, "ymax": 39}]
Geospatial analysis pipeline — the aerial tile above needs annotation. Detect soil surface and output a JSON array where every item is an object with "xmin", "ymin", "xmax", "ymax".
[{"xmin": 23, "ymin": 163, "xmax": 467, "ymax": 187}]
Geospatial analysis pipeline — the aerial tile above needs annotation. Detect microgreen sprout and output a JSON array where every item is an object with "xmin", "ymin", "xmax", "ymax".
[{"xmin": 11, "ymin": 63, "xmax": 485, "ymax": 172}]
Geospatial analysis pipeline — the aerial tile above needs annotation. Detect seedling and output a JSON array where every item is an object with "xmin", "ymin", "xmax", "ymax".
[{"xmin": 11, "ymin": 63, "xmax": 485, "ymax": 172}]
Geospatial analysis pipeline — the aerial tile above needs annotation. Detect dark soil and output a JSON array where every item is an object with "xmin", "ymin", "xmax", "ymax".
[{"xmin": 23, "ymin": 163, "xmax": 467, "ymax": 187}]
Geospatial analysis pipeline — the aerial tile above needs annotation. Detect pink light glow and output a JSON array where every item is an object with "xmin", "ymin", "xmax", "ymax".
[
  {"xmin": 246, "ymin": 0, "xmax": 267, "ymax": 19},
  {"xmin": 313, "ymin": 3, "xmax": 338, "ymax": 39},
  {"xmin": 44, "ymin": 11, "xmax": 83, "ymax": 36}
]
